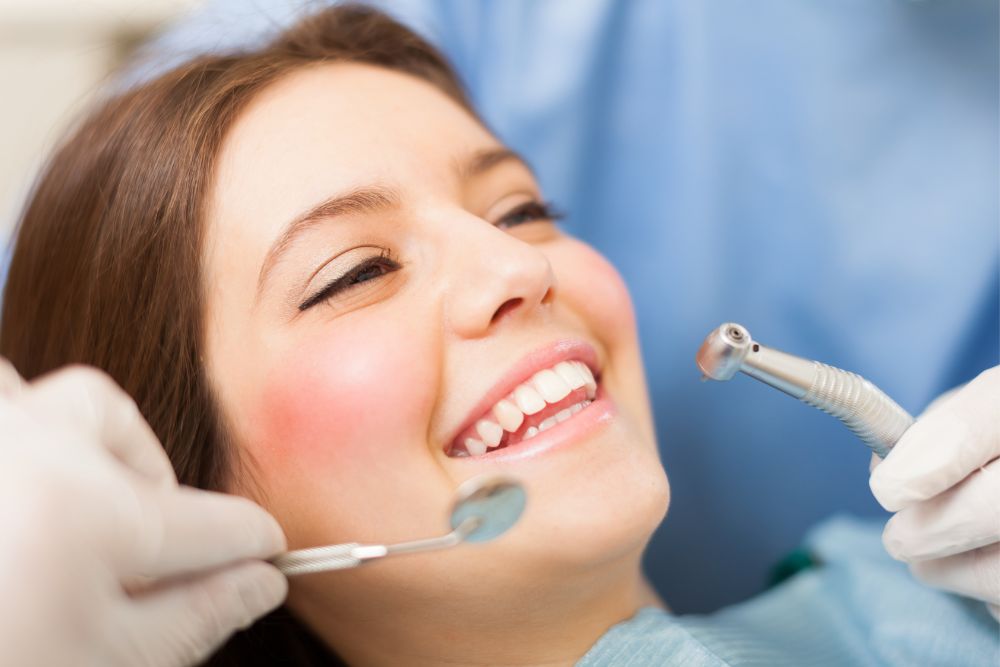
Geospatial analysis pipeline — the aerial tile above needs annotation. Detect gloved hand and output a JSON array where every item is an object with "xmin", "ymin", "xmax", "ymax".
[
  {"xmin": 0, "ymin": 359, "xmax": 288, "ymax": 667},
  {"xmin": 869, "ymin": 365, "xmax": 999, "ymax": 621}
]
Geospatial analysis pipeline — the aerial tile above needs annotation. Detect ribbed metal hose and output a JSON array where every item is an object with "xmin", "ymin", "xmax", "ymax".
[{"xmin": 802, "ymin": 362, "xmax": 914, "ymax": 458}]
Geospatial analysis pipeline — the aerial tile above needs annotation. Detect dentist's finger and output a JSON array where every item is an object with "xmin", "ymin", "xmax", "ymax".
[
  {"xmin": 909, "ymin": 542, "xmax": 1000, "ymax": 606},
  {"xmin": 882, "ymin": 458, "xmax": 1000, "ymax": 562},
  {"xmin": 132, "ymin": 486, "xmax": 286, "ymax": 578},
  {"xmin": 868, "ymin": 385, "xmax": 961, "ymax": 474},
  {"xmin": 870, "ymin": 367, "xmax": 1000, "ymax": 512},
  {"xmin": 128, "ymin": 560, "xmax": 287, "ymax": 666},
  {"xmin": 0, "ymin": 356, "xmax": 23, "ymax": 397},
  {"xmin": 19, "ymin": 365, "xmax": 176, "ymax": 486}
]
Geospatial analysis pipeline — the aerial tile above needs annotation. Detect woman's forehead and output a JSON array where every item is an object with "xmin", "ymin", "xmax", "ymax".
[{"xmin": 213, "ymin": 62, "xmax": 494, "ymax": 205}]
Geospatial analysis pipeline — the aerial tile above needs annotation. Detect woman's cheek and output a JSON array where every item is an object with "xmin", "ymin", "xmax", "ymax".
[
  {"xmin": 248, "ymin": 317, "xmax": 433, "ymax": 480},
  {"xmin": 558, "ymin": 240, "xmax": 637, "ymax": 335},
  {"xmin": 555, "ymin": 239, "xmax": 654, "ymax": 441}
]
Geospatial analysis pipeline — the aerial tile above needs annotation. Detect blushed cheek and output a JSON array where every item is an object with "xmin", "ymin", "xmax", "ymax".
[
  {"xmin": 556, "ymin": 239, "xmax": 654, "ymax": 436},
  {"xmin": 559, "ymin": 240, "xmax": 637, "ymax": 336},
  {"xmin": 247, "ymin": 319, "xmax": 433, "ymax": 483}
]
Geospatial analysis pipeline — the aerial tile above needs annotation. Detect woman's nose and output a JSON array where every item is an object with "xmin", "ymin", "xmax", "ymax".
[{"xmin": 444, "ymin": 225, "xmax": 556, "ymax": 339}]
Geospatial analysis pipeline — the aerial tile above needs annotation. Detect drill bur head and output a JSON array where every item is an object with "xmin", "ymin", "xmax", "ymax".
[{"xmin": 696, "ymin": 323, "xmax": 753, "ymax": 381}]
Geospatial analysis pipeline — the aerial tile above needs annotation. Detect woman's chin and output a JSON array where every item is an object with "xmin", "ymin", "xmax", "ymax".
[
  {"xmin": 489, "ymin": 416, "xmax": 669, "ymax": 571},
  {"xmin": 499, "ymin": 450, "xmax": 670, "ymax": 577}
]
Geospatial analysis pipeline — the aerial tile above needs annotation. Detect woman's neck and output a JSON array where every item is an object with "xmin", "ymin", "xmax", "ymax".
[{"xmin": 291, "ymin": 557, "xmax": 663, "ymax": 667}]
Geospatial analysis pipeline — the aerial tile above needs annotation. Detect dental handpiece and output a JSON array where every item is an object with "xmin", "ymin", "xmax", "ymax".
[{"xmin": 696, "ymin": 323, "xmax": 914, "ymax": 458}]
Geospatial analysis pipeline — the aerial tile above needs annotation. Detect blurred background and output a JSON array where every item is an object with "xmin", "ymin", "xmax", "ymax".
[{"xmin": 0, "ymin": 0, "xmax": 203, "ymax": 239}]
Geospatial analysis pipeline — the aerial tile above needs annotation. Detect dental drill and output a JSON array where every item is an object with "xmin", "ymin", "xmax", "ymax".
[{"xmin": 696, "ymin": 323, "xmax": 914, "ymax": 458}]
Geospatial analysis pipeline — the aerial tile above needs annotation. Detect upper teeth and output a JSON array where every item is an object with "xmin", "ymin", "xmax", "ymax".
[{"xmin": 458, "ymin": 360, "xmax": 597, "ymax": 455}]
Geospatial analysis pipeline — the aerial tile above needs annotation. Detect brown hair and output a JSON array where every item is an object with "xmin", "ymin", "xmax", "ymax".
[{"xmin": 0, "ymin": 4, "xmax": 473, "ymax": 664}]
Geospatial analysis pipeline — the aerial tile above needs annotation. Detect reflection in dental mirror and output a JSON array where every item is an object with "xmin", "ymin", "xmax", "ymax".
[
  {"xmin": 449, "ymin": 474, "xmax": 527, "ymax": 543},
  {"xmin": 273, "ymin": 474, "xmax": 525, "ymax": 575}
]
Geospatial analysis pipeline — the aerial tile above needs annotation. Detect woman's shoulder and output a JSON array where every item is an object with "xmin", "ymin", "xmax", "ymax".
[{"xmin": 578, "ymin": 517, "xmax": 999, "ymax": 666}]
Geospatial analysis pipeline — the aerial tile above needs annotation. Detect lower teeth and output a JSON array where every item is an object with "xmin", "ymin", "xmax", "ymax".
[
  {"xmin": 520, "ymin": 399, "xmax": 591, "ymax": 442},
  {"xmin": 451, "ymin": 399, "xmax": 593, "ymax": 457}
]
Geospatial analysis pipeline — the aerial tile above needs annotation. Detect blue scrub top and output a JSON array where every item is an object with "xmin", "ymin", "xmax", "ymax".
[{"xmin": 102, "ymin": 0, "xmax": 1000, "ymax": 611}]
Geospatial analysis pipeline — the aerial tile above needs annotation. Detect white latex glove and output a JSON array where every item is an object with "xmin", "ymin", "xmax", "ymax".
[
  {"xmin": 869, "ymin": 365, "xmax": 1000, "ymax": 620},
  {"xmin": 0, "ymin": 359, "xmax": 288, "ymax": 667}
]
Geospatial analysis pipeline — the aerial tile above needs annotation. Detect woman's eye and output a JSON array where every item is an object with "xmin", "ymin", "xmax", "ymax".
[
  {"xmin": 299, "ymin": 252, "xmax": 401, "ymax": 311},
  {"xmin": 497, "ymin": 201, "xmax": 563, "ymax": 229},
  {"xmin": 351, "ymin": 263, "xmax": 388, "ymax": 284}
]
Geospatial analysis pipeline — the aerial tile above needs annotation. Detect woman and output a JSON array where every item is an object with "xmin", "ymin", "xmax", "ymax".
[{"xmin": 1, "ymin": 5, "xmax": 995, "ymax": 665}]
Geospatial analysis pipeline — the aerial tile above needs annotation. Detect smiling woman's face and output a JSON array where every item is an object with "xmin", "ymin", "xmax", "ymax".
[{"xmin": 202, "ymin": 62, "xmax": 669, "ymax": 632}]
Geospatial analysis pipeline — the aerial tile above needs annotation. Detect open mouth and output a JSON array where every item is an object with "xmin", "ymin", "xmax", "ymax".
[{"xmin": 446, "ymin": 360, "xmax": 599, "ymax": 458}]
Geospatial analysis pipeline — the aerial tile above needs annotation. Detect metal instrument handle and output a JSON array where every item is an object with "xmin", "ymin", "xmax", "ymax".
[{"xmin": 272, "ymin": 517, "xmax": 481, "ymax": 576}]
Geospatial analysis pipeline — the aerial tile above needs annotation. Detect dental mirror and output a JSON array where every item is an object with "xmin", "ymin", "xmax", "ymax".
[
  {"xmin": 449, "ymin": 473, "xmax": 527, "ymax": 543},
  {"xmin": 273, "ymin": 474, "xmax": 526, "ymax": 576}
]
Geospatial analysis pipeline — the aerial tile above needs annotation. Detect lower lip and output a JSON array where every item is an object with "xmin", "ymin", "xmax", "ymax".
[{"xmin": 448, "ymin": 384, "xmax": 616, "ymax": 464}]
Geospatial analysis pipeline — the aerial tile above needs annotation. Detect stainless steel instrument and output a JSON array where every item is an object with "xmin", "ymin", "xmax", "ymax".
[
  {"xmin": 696, "ymin": 322, "xmax": 913, "ymax": 458},
  {"xmin": 272, "ymin": 474, "xmax": 526, "ymax": 576}
]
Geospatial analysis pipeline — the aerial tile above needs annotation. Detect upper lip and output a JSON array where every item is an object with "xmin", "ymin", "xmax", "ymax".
[{"xmin": 443, "ymin": 338, "xmax": 601, "ymax": 452}]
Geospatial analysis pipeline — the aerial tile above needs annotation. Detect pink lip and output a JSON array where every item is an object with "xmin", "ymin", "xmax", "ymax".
[{"xmin": 443, "ymin": 339, "xmax": 601, "ymax": 453}]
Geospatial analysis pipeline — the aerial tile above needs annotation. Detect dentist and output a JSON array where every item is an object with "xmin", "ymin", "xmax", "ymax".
[{"xmin": 0, "ymin": 358, "xmax": 288, "ymax": 667}]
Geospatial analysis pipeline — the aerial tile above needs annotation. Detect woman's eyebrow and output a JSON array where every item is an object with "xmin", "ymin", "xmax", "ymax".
[
  {"xmin": 459, "ymin": 147, "xmax": 535, "ymax": 180},
  {"xmin": 256, "ymin": 185, "xmax": 400, "ymax": 297}
]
